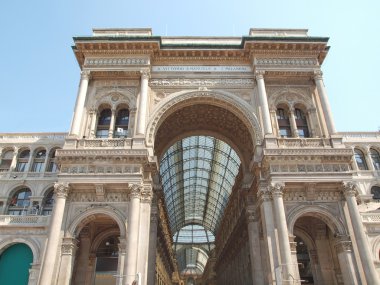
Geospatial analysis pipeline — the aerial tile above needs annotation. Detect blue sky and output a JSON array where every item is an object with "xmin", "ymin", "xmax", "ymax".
[{"xmin": 0, "ymin": 0, "xmax": 379, "ymax": 133}]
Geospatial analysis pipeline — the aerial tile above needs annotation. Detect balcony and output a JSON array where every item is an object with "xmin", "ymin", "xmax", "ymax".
[{"xmin": 0, "ymin": 215, "xmax": 50, "ymax": 227}]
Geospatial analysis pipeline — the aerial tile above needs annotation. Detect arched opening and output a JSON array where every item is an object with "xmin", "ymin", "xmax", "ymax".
[
  {"xmin": 152, "ymin": 96, "xmax": 257, "ymax": 285},
  {"xmin": 293, "ymin": 215, "xmax": 344, "ymax": 284},
  {"xmin": 276, "ymin": 106, "xmax": 291, "ymax": 138},
  {"xmin": 72, "ymin": 214, "xmax": 121, "ymax": 285},
  {"xmin": 294, "ymin": 107, "xmax": 310, "ymax": 138},
  {"xmin": 96, "ymin": 106, "xmax": 112, "ymax": 138},
  {"xmin": 0, "ymin": 149, "xmax": 13, "ymax": 172},
  {"xmin": 114, "ymin": 107, "xmax": 129, "ymax": 138},
  {"xmin": 370, "ymin": 148, "xmax": 380, "ymax": 170},
  {"xmin": 0, "ymin": 243, "xmax": 33, "ymax": 285},
  {"xmin": 31, "ymin": 148, "xmax": 46, "ymax": 172},
  {"xmin": 354, "ymin": 148, "xmax": 368, "ymax": 170},
  {"xmin": 8, "ymin": 187, "xmax": 32, "ymax": 215},
  {"xmin": 47, "ymin": 148, "xmax": 60, "ymax": 172},
  {"xmin": 15, "ymin": 149, "xmax": 30, "ymax": 172}
]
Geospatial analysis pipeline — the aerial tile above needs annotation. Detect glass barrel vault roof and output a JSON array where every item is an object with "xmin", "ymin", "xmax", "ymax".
[{"xmin": 159, "ymin": 136, "xmax": 241, "ymax": 275}]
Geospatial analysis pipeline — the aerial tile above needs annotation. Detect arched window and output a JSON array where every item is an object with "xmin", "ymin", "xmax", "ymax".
[
  {"xmin": 114, "ymin": 108, "xmax": 129, "ymax": 138},
  {"xmin": 276, "ymin": 108, "xmax": 291, "ymax": 137},
  {"xmin": 354, "ymin": 148, "xmax": 368, "ymax": 170},
  {"xmin": 8, "ymin": 188, "xmax": 31, "ymax": 215},
  {"xmin": 96, "ymin": 108, "xmax": 112, "ymax": 138},
  {"xmin": 31, "ymin": 149, "xmax": 46, "ymax": 172},
  {"xmin": 371, "ymin": 186, "xmax": 380, "ymax": 200},
  {"xmin": 370, "ymin": 148, "xmax": 380, "ymax": 170},
  {"xmin": 0, "ymin": 150, "xmax": 13, "ymax": 172},
  {"xmin": 294, "ymin": 108, "xmax": 310, "ymax": 138},
  {"xmin": 47, "ymin": 148, "xmax": 59, "ymax": 172},
  {"xmin": 42, "ymin": 188, "xmax": 55, "ymax": 215},
  {"xmin": 15, "ymin": 150, "xmax": 30, "ymax": 172}
]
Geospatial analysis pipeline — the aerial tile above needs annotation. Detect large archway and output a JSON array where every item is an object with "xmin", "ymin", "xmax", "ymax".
[
  {"xmin": 70, "ymin": 213, "xmax": 122, "ymax": 285},
  {"xmin": 152, "ymin": 93, "xmax": 258, "ymax": 285}
]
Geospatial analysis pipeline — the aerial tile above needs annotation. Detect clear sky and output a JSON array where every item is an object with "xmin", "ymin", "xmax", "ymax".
[{"xmin": 0, "ymin": 0, "xmax": 379, "ymax": 133}]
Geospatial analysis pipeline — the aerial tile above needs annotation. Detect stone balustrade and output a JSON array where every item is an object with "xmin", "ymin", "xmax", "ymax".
[
  {"xmin": 77, "ymin": 138, "xmax": 133, "ymax": 148},
  {"xmin": 361, "ymin": 213, "xmax": 380, "ymax": 222},
  {"xmin": 277, "ymin": 137, "xmax": 331, "ymax": 148},
  {"xmin": 0, "ymin": 215, "xmax": 50, "ymax": 226}
]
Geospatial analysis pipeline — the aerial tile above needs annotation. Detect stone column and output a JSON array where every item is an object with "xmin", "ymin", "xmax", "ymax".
[
  {"xmin": 246, "ymin": 207, "xmax": 264, "ymax": 285},
  {"xmin": 57, "ymin": 237, "xmax": 78, "ymax": 285},
  {"xmin": 334, "ymin": 236, "xmax": 359, "ymax": 285},
  {"xmin": 70, "ymin": 70, "xmax": 90, "ymax": 136},
  {"xmin": 88, "ymin": 108, "xmax": 97, "ymax": 138},
  {"xmin": 10, "ymin": 147, "xmax": 18, "ymax": 171},
  {"xmin": 137, "ymin": 185, "xmax": 153, "ymax": 285},
  {"xmin": 38, "ymin": 182, "xmax": 70, "ymax": 285},
  {"xmin": 288, "ymin": 108, "xmax": 299, "ymax": 138},
  {"xmin": 136, "ymin": 70, "xmax": 150, "ymax": 135},
  {"xmin": 147, "ymin": 204, "xmax": 158, "ymax": 285},
  {"xmin": 255, "ymin": 71, "xmax": 273, "ymax": 135},
  {"xmin": 108, "ymin": 108, "xmax": 117, "ymax": 138},
  {"xmin": 270, "ymin": 109, "xmax": 280, "ymax": 137},
  {"xmin": 258, "ymin": 185, "xmax": 279, "ymax": 284},
  {"xmin": 270, "ymin": 183, "xmax": 297, "ymax": 284},
  {"xmin": 365, "ymin": 147, "xmax": 375, "ymax": 171},
  {"xmin": 117, "ymin": 240, "xmax": 127, "ymax": 285},
  {"xmin": 314, "ymin": 71, "xmax": 336, "ymax": 135},
  {"xmin": 124, "ymin": 184, "xmax": 142, "ymax": 285},
  {"xmin": 342, "ymin": 182, "xmax": 380, "ymax": 284},
  {"xmin": 73, "ymin": 234, "xmax": 91, "ymax": 285}
]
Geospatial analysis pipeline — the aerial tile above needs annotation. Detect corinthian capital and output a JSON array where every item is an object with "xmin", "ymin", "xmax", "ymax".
[
  {"xmin": 313, "ymin": 70, "xmax": 323, "ymax": 80},
  {"xmin": 129, "ymin": 184, "xmax": 142, "ymax": 199},
  {"xmin": 140, "ymin": 69, "xmax": 150, "ymax": 79},
  {"xmin": 342, "ymin": 181, "xmax": 358, "ymax": 198},
  {"xmin": 270, "ymin": 182, "xmax": 286, "ymax": 197},
  {"xmin": 255, "ymin": 70, "xmax": 265, "ymax": 80},
  {"xmin": 141, "ymin": 185, "xmax": 153, "ymax": 204},
  {"xmin": 54, "ymin": 182, "xmax": 70, "ymax": 198},
  {"xmin": 257, "ymin": 184, "xmax": 272, "ymax": 202},
  {"xmin": 80, "ymin": 70, "xmax": 91, "ymax": 80}
]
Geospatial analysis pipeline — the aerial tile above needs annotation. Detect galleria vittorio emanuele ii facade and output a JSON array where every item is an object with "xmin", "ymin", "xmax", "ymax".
[{"xmin": 1, "ymin": 28, "xmax": 380, "ymax": 285}]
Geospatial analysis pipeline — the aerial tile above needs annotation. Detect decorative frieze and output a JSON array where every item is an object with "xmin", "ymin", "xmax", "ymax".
[
  {"xmin": 78, "ymin": 138, "xmax": 132, "ymax": 148},
  {"xmin": 270, "ymin": 163, "xmax": 350, "ymax": 174},
  {"xmin": 84, "ymin": 57, "xmax": 149, "ymax": 67},
  {"xmin": 60, "ymin": 164, "xmax": 141, "ymax": 175},
  {"xmin": 152, "ymin": 65, "xmax": 252, "ymax": 73},
  {"xmin": 254, "ymin": 57, "xmax": 318, "ymax": 66},
  {"xmin": 149, "ymin": 78, "xmax": 255, "ymax": 88},
  {"xmin": 69, "ymin": 191, "xmax": 128, "ymax": 203},
  {"xmin": 276, "ymin": 138, "xmax": 331, "ymax": 148}
]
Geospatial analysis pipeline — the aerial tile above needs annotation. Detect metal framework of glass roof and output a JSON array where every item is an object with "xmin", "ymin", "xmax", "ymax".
[{"xmin": 159, "ymin": 136, "xmax": 241, "ymax": 275}]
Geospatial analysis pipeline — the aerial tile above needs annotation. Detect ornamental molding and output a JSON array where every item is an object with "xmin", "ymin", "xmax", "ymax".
[
  {"xmin": 264, "ymin": 148, "xmax": 353, "ymax": 157},
  {"xmin": 60, "ymin": 164, "xmax": 142, "ymax": 176},
  {"xmin": 146, "ymin": 90, "xmax": 263, "ymax": 146},
  {"xmin": 93, "ymin": 87, "xmax": 137, "ymax": 109},
  {"xmin": 149, "ymin": 78, "xmax": 255, "ymax": 88},
  {"xmin": 151, "ymin": 65, "xmax": 252, "ymax": 73},
  {"xmin": 84, "ymin": 57, "xmax": 150, "ymax": 67},
  {"xmin": 267, "ymin": 86, "xmax": 313, "ymax": 110},
  {"xmin": 69, "ymin": 191, "xmax": 128, "ymax": 203},
  {"xmin": 56, "ymin": 148, "xmax": 148, "ymax": 158},
  {"xmin": 254, "ymin": 57, "xmax": 318, "ymax": 67},
  {"xmin": 94, "ymin": 80, "xmax": 140, "ymax": 87},
  {"xmin": 270, "ymin": 163, "xmax": 350, "ymax": 174}
]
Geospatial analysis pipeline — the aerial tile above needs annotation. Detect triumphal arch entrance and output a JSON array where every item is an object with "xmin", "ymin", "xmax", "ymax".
[{"xmin": 35, "ymin": 28, "xmax": 379, "ymax": 285}]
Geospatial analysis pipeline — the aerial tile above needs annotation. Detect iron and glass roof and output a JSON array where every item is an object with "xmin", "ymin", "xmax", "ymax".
[{"xmin": 159, "ymin": 136, "xmax": 241, "ymax": 275}]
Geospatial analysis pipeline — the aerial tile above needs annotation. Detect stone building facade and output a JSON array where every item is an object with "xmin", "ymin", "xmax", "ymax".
[{"xmin": 1, "ymin": 28, "xmax": 380, "ymax": 285}]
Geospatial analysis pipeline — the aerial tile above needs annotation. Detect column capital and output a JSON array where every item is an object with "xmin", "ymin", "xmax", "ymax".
[
  {"xmin": 80, "ymin": 70, "xmax": 91, "ymax": 80},
  {"xmin": 334, "ymin": 235, "xmax": 353, "ymax": 253},
  {"xmin": 342, "ymin": 181, "xmax": 359, "ymax": 198},
  {"xmin": 129, "ymin": 183, "xmax": 143, "ymax": 199},
  {"xmin": 255, "ymin": 70, "xmax": 265, "ymax": 80},
  {"xmin": 141, "ymin": 185, "xmax": 153, "ymax": 204},
  {"xmin": 54, "ymin": 182, "xmax": 70, "ymax": 198},
  {"xmin": 257, "ymin": 185, "xmax": 272, "ymax": 202},
  {"xmin": 313, "ymin": 70, "xmax": 323, "ymax": 80},
  {"xmin": 140, "ymin": 69, "xmax": 150, "ymax": 79},
  {"xmin": 61, "ymin": 237, "xmax": 78, "ymax": 256},
  {"xmin": 270, "ymin": 182, "xmax": 285, "ymax": 197}
]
